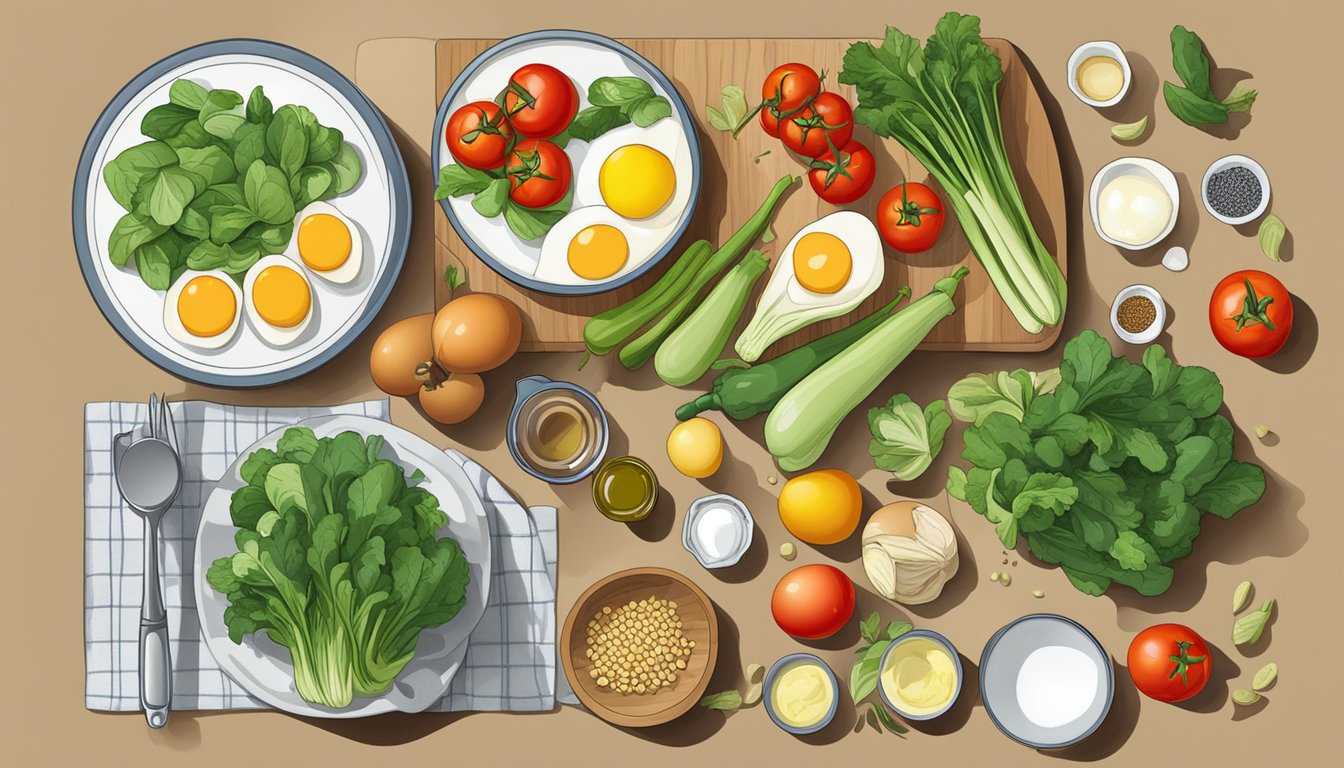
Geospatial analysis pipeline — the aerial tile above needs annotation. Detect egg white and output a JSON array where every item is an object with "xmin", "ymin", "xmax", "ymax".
[
  {"xmin": 573, "ymin": 120, "xmax": 693, "ymax": 231},
  {"xmin": 163, "ymin": 269, "xmax": 243, "ymax": 350},
  {"xmin": 535, "ymin": 206, "xmax": 666, "ymax": 286},
  {"xmin": 734, "ymin": 211, "xmax": 884, "ymax": 362},
  {"xmin": 285, "ymin": 201, "xmax": 363, "ymax": 284},
  {"xmin": 243, "ymin": 254, "xmax": 315, "ymax": 347}
]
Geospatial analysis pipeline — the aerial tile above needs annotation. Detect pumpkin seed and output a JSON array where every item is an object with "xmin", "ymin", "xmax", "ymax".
[
  {"xmin": 1232, "ymin": 688, "xmax": 1261, "ymax": 706},
  {"xmin": 1111, "ymin": 115, "xmax": 1150, "ymax": 142},
  {"xmin": 1032, "ymin": 589, "xmax": 1045, "ymax": 598},
  {"xmin": 1252, "ymin": 662, "xmax": 1278, "ymax": 691},
  {"xmin": 1254, "ymin": 425, "xmax": 1271, "ymax": 439},
  {"xmin": 1232, "ymin": 580, "xmax": 1254, "ymax": 613},
  {"xmin": 1258, "ymin": 214, "xmax": 1286, "ymax": 262},
  {"xmin": 1232, "ymin": 599, "xmax": 1275, "ymax": 645},
  {"xmin": 990, "ymin": 571, "xmax": 1001, "ymax": 582},
  {"xmin": 743, "ymin": 662, "xmax": 766, "ymax": 706}
]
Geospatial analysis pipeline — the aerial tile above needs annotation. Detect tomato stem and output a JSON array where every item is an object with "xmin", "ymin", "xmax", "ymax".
[
  {"xmin": 1232, "ymin": 277, "xmax": 1278, "ymax": 332},
  {"xmin": 892, "ymin": 184, "xmax": 940, "ymax": 228},
  {"xmin": 1166, "ymin": 641, "xmax": 1208, "ymax": 687}
]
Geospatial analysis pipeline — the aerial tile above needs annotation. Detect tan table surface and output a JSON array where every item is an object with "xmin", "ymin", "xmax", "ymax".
[{"xmin": 2, "ymin": 1, "xmax": 1339, "ymax": 766}]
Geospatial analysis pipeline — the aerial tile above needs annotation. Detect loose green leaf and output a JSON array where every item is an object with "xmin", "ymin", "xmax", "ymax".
[
  {"xmin": 246, "ymin": 85, "xmax": 274, "ymax": 124},
  {"xmin": 630, "ymin": 96, "xmax": 673, "ymax": 127},
  {"xmin": 699, "ymin": 690, "xmax": 743, "ymax": 711},
  {"xmin": 199, "ymin": 89, "xmax": 247, "ymax": 139},
  {"xmin": 706, "ymin": 85, "xmax": 749, "ymax": 133},
  {"xmin": 1232, "ymin": 580, "xmax": 1253, "ymax": 613},
  {"xmin": 502, "ymin": 194, "xmax": 570, "ymax": 241},
  {"xmin": 243, "ymin": 160, "xmax": 296, "ymax": 225},
  {"xmin": 103, "ymin": 141, "xmax": 179, "ymax": 210},
  {"xmin": 443, "ymin": 264, "xmax": 466, "ymax": 294},
  {"xmin": 434, "ymin": 163, "xmax": 495, "ymax": 199},
  {"xmin": 588, "ymin": 76, "xmax": 656, "ymax": 109},
  {"xmin": 871, "ymin": 703, "xmax": 909, "ymax": 735},
  {"xmin": 859, "ymin": 612, "xmax": 881, "ymax": 644},
  {"xmin": 565, "ymin": 106, "xmax": 630, "ymax": 142},
  {"xmin": 1233, "ymin": 599, "xmax": 1275, "ymax": 645},
  {"xmin": 138, "ymin": 166, "xmax": 205, "ymax": 226},
  {"xmin": 175, "ymin": 145, "xmax": 235, "ymax": 186},
  {"xmin": 1258, "ymin": 214, "xmax": 1285, "ymax": 262},
  {"xmin": 471, "ymin": 178, "xmax": 510, "ymax": 218},
  {"xmin": 168, "ymin": 79, "xmax": 209, "ymax": 111},
  {"xmin": 1111, "ymin": 116, "xmax": 1149, "ymax": 142},
  {"xmin": 108, "ymin": 214, "xmax": 169, "ymax": 267},
  {"xmin": 141, "ymin": 103, "xmax": 199, "ymax": 140},
  {"xmin": 868, "ymin": 394, "xmax": 952, "ymax": 481}
]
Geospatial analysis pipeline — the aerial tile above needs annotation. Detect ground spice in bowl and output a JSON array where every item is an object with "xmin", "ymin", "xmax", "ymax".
[
  {"xmin": 1206, "ymin": 165, "xmax": 1263, "ymax": 219},
  {"xmin": 1116, "ymin": 295, "xmax": 1157, "ymax": 333}
]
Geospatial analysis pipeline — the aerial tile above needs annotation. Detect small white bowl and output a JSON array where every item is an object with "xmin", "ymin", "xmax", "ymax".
[
  {"xmin": 682, "ymin": 494, "xmax": 753, "ymax": 570},
  {"xmin": 1110, "ymin": 284, "xmax": 1166, "ymax": 345},
  {"xmin": 1089, "ymin": 157, "xmax": 1180, "ymax": 251},
  {"xmin": 1201, "ymin": 154, "xmax": 1271, "ymax": 225},
  {"xmin": 1067, "ymin": 41, "xmax": 1131, "ymax": 108}
]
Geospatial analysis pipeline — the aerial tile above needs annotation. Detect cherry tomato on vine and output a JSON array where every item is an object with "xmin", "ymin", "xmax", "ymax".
[
  {"xmin": 1127, "ymin": 624, "xmax": 1212, "ymax": 703},
  {"xmin": 876, "ymin": 183, "xmax": 946, "ymax": 253},
  {"xmin": 506, "ymin": 139, "xmax": 571, "ymax": 209},
  {"xmin": 445, "ymin": 101, "xmax": 514, "ymax": 170},
  {"xmin": 761, "ymin": 107, "xmax": 782, "ymax": 138},
  {"xmin": 1209, "ymin": 270, "xmax": 1294, "ymax": 358},
  {"xmin": 737, "ymin": 63, "xmax": 822, "ymax": 138},
  {"xmin": 780, "ymin": 92, "xmax": 853, "ymax": 158},
  {"xmin": 808, "ymin": 140, "xmax": 876, "ymax": 204},
  {"xmin": 503, "ymin": 63, "xmax": 578, "ymax": 139}
]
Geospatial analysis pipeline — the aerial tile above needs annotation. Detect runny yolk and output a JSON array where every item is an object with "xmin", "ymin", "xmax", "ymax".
[
  {"xmin": 567, "ymin": 224, "xmax": 629, "ymax": 280},
  {"xmin": 177, "ymin": 276, "xmax": 236, "ymax": 337},
  {"xmin": 251, "ymin": 266, "xmax": 311, "ymax": 328},
  {"xmin": 792, "ymin": 232, "xmax": 852, "ymax": 294},
  {"xmin": 297, "ymin": 213, "xmax": 352, "ymax": 272}
]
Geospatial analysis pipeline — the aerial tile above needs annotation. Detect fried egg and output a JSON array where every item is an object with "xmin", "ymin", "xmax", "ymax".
[
  {"xmin": 535, "ymin": 206, "xmax": 668, "ymax": 285},
  {"xmin": 573, "ymin": 120, "xmax": 693, "ymax": 230},
  {"xmin": 163, "ymin": 270, "xmax": 242, "ymax": 350},
  {"xmin": 286, "ymin": 201, "xmax": 362, "ymax": 284},
  {"xmin": 735, "ymin": 211, "xmax": 884, "ymax": 362},
  {"xmin": 243, "ymin": 255, "xmax": 314, "ymax": 347}
]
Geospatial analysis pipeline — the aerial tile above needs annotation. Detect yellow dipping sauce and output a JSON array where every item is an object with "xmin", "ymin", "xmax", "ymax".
[
  {"xmin": 770, "ymin": 659, "xmax": 835, "ymax": 729},
  {"xmin": 880, "ymin": 637, "xmax": 958, "ymax": 717},
  {"xmin": 1076, "ymin": 55, "xmax": 1124, "ymax": 102}
]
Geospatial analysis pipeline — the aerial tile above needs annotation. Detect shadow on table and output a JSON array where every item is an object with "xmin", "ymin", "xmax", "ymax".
[{"xmin": 1041, "ymin": 658, "xmax": 1140, "ymax": 762}]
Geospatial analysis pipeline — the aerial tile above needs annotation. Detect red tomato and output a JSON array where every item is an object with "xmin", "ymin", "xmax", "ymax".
[
  {"xmin": 1209, "ymin": 270, "xmax": 1294, "ymax": 358},
  {"xmin": 770, "ymin": 564, "xmax": 855, "ymax": 639},
  {"xmin": 808, "ymin": 140, "xmax": 876, "ymax": 204},
  {"xmin": 780, "ymin": 92, "xmax": 854, "ymax": 159},
  {"xmin": 761, "ymin": 107, "xmax": 782, "ymax": 138},
  {"xmin": 503, "ymin": 63, "xmax": 578, "ymax": 139},
  {"xmin": 761, "ymin": 63, "xmax": 821, "ymax": 114},
  {"xmin": 876, "ymin": 183, "xmax": 946, "ymax": 253},
  {"xmin": 1127, "ymin": 624, "xmax": 1212, "ymax": 703},
  {"xmin": 506, "ymin": 139, "xmax": 571, "ymax": 209},
  {"xmin": 445, "ymin": 101, "xmax": 513, "ymax": 170}
]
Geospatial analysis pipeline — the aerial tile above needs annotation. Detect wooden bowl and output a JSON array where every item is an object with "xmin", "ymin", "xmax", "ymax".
[{"xmin": 561, "ymin": 567, "xmax": 718, "ymax": 727}]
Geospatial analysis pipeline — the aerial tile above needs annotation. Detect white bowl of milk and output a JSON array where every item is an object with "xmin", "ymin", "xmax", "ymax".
[{"xmin": 1090, "ymin": 157, "xmax": 1180, "ymax": 250}]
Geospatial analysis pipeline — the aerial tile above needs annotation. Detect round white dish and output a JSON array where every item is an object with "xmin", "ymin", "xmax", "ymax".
[
  {"xmin": 1067, "ymin": 41, "xmax": 1131, "ymax": 108},
  {"xmin": 74, "ymin": 40, "xmax": 411, "ymax": 387},
  {"xmin": 193, "ymin": 414, "xmax": 492, "ymax": 718},
  {"xmin": 1089, "ymin": 157, "xmax": 1180, "ymax": 250},
  {"xmin": 433, "ymin": 30, "xmax": 701, "ymax": 296},
  {"xmin": 1110, "ymin": 284, "xmax": 1166, "ymax": 345},
  {"xmin": 1201, "ymin": 154, "xmax": 1271, "ymax": 225}
]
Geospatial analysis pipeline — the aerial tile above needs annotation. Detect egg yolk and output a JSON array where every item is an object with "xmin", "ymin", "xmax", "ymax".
[
  {"xmin": 598, "ymin": 144, "xmax": 675, "ymax": 219},
  {"xmin": 297, "ymin": 213, "xmax": 352, "ymax": 272},
  {"xmin": 177, "ymin": 276, "xmax": 236, "ymax": 337},
  {"xmin": 567, "ymin": 224, "xmax": 629, "ymax": 280},
  {"xmin": 251, "ymin": 266, "xmax": 311, "ymax": 328},
  {"xmin": 792, "ymin": 232, "xmax": 853, "ymax": 294}
]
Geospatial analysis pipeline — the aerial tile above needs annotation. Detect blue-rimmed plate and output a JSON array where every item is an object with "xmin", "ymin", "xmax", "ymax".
[
  {"xmin": 433, "ymin": 30, "xmax": 701, "ymax": 296},
  {"xmin": 74, "ymin": 39, "xmax": 411, "ymax": 388}
]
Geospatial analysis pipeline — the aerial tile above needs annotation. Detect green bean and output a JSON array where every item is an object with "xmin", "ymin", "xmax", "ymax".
[{"xmin": 583, "ymin": 239, "xmax": 713, "ymax": 356}]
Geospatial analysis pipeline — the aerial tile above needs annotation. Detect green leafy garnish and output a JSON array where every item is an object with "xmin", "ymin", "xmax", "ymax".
[
  {"xmin": 1163, "ymin": 25, "xmax": 1257, "ymax": 127},
  {"xmin": 699, "ymin": 690, "xmax": 743, "ymax": 711},
  {"xmin": 868, "ymin": 395, "xmax": 952, "ymax": 481},
  {"xmin": 849, "ymin": 612, "xmax": 913, "ymax": 704},
  {"xmin": 706, "ymin": 85, "xmax": 749, "ymax": 133}
]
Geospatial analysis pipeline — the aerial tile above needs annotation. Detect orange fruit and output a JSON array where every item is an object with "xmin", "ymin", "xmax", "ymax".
[{"xmin": 777, "ymin": 469, "xmax": 863, "ymax": 545}]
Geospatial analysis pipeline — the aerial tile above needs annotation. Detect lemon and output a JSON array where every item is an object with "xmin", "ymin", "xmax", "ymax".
[
  {"xmin": 778, "ymin": 469, "xmax": 863, "ymax": 544},
  {"xmin": 666, "ymin": 418, "xmax": 723, "ymax": 478}
]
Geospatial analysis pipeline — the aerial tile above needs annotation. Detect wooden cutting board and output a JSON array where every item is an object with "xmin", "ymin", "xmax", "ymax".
[{"xmin": 433, "ymin": 37, "xmax": 1066, "ymax": 354}]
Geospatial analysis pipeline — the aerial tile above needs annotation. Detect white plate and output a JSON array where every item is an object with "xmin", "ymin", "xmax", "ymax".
[
  {"xmin": 74, "ymin": 40, "xmax": 411, "ymax": 387},
  {"xmin": 193, "ymin": 414, "xmax": 491, "ymax": 718},
  {"xmin": 433, "ymin": 31, "xmax": 701, "ymax": 296}
]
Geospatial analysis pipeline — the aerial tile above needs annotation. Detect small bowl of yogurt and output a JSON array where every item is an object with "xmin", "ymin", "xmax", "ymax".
[
  {"xmin": 1067, "ymin": 41, "xmax": 1131, "ymax": 107},
  {"xmin": 1089, "ymin": 157, "xmax": 1180, "ymax": 250},
  {"xmin": 682, "ymin": 494, "xmax": 753, "ymax": 569},
  {"xmin": 765, "ymin": 653, "xmax": 839, "ymax": 735}
]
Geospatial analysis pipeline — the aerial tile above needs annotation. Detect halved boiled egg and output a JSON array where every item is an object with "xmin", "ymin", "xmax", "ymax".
[
  {"xmin": 163, "ymin": 270, "xmax": 242, "ymax": 350},
  {"xmin": 287, "ymin": 201, "xmax": 362, "ymax": 284},
  {"xmin": 734, "ymin": 211, "xmax": 884, "ymax": 362},
  {"xmin": 243, "ymin": 255, "xmax": 314, "ymax": 347}
]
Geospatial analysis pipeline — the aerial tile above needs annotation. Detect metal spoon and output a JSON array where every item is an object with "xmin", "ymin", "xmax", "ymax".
[{"xmin": 113, "ymin": 395, "xmax": 182, "ymax": 729}]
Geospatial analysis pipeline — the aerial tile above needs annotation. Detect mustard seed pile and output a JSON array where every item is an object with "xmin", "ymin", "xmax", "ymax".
[
  {"xmin": 1117, "ymin": 295, "xmax": 1157, "ymax": 334},
  {"xmin": 585, "ymin": 596, "xmax": 696, "ymax": 695}
]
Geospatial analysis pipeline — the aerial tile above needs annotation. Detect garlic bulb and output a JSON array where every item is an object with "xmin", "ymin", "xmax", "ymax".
[{"xmin": 862, "ymin": 501, "xmax": 959, "ymax": 605}]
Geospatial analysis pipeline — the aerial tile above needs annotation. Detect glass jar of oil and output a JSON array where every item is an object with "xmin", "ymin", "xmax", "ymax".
[{"xmin": 592, "ymin": 456, "xmax": 658, "ymax": 522}]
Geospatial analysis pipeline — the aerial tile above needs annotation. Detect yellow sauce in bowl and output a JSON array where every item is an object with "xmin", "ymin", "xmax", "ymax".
[
  {"xmin": 1076, "ymin": 55, "xmax": 1124, "ymax": 102},
  {"xmin": 880, "ymin": 636, "xmax": 959, "ymax": 717},
  {"xmin": 770, "ymin": 659, "xmax": 835, "ymax": 729}
]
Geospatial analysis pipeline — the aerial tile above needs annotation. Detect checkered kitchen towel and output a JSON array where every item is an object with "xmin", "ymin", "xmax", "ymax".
[{"xmin": 84, "ymin": 399, "xmax": 572, "ymax": 713}]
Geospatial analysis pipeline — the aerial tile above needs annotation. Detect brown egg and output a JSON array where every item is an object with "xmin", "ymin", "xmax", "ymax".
[
  {"xmin": 419, "ymin": 373, "xmax": 486, "ymax": 425},
  {"xmin": 432, "ymin": 293, "xmax": 522, "ymax": 373},
  {"xmin": 369, "ymin": 313, "xmax": 434, "ymax": 396}
]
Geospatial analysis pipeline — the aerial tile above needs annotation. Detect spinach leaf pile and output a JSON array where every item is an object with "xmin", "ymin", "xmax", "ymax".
[
  {"xmin": 206, "ymin": 427, "xmax": 470, "ymax": 709},
  {"xmin": 947, "ymin": 331, "xmax": 1266, "ymax": 597},
  {"xmin": 103, "ymin": 80, "xmax": 362, "ymax": 290},
  {"xmin": 1163, "ymin": 25, "xmax": 1256, "ymax": 128}
]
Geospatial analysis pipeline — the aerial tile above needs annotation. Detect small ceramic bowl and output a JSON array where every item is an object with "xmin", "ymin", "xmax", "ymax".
[
  {"xmin": 1110, "ymin": 284, "xmax": 1166, "ymax": 345},
  {"xmin": 1089, "ymin": 157, "xmax": 1180, "ymax": 250},
  {"xmin": 764, "ymin": 653, "xmax": 839, "ymax": 735},
  {"xmin": 1202, "ymin": 154, "xmax": 1271, "ymax": 225},
  {"xmin": 682, "ymin": 494, "xmax": 753, "ymax": 569},
  {"xmin": 1066, "ymin": 41, "xmax": 1131, "ymax": 108},
  {"xmin": 877, "ymin": 629, "xmax": 964, "ymax": 721}
]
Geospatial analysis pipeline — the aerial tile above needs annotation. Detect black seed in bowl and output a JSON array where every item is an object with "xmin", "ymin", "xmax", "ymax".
[{"xmin": 1206, "ymin": 165, "xmax": 1263, "ymax": 219}]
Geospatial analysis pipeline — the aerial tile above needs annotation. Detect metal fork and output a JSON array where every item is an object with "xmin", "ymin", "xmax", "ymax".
[{"xmin": 113, "ymin": 394, "xmax": 181, "ymax": 729}]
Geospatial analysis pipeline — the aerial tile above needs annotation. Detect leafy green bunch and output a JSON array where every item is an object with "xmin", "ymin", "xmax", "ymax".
[
  {"xmin": 947, "ymin": 331, "xmax": 1266, "ymax": 597},
  {"xmin": 206, "ymin": 427, "xmax": 470, "ymax": 709},
  {"xmin": 103, "ymin": 80, "xmax": 362, "ymax": 289}
]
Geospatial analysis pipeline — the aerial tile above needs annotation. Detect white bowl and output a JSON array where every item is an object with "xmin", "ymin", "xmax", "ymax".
[
  {"xmin": 1089, "ymin": 157, "xmax": 1180, "ymax": 251},
  {"xmin": 1201, "ymin": 154, "xmax": 1271, "ymax": 225},
  {"xmin": 682, "ymin": 494, "xmax": 754, "ymax": 569},
  {"xmin": 1110, "ymin": 284, "xmax": 1166, "ymax": 345},
  {"xmin": 1066, "ymin": 41, "xmax": 1131, "ymax": 108}
]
